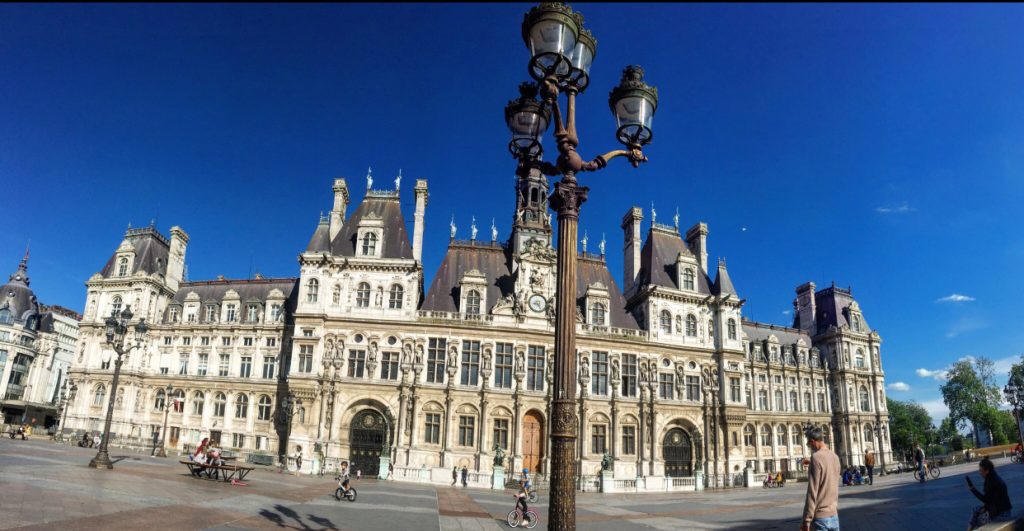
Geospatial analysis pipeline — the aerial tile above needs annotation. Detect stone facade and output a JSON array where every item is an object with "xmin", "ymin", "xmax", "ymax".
[{"xmin": 66, "ymin": 172, "xmax": 892, "ymax": 485}]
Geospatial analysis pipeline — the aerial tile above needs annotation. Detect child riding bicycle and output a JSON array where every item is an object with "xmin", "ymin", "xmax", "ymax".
[{"xmin": 516, "ymin": 468, "xmax": 532, "ymax": 521}]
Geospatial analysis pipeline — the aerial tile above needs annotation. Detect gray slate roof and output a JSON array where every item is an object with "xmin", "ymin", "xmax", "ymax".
[
  {"xmin": 0, "ymin": 255, "xmax": 40, "ymax": 325},
  {"xmin": 712, "ymin": 259, "xmax": 738, "ymax": 297},
  {"xmin": 99, "ymin": 227, "xmax": 170, "ymax": 279},
  {"xmin": 328, "ymin": 196, "xmax": 413, "ymax": 259},
  {"xmin": 577, "ymin": 255, "xmax": 638, "ymax": 329},
  {"xmin": 636, "ymin": 228, "xmax": 712, "ymax": 295},
  {"xmin": 742, "ymin": 320, "xmax": 811, "ymax": 346},
  {"xmin": 306, "ymin": 219, "xmax": 331, "ymax": 253},
  {"xmin": 812, "ymin": 285, "xmax": 856, "ymax": 332},
  {"xmin": 163, "ymin": 277, "xmax": 298, "ymax": 322}
]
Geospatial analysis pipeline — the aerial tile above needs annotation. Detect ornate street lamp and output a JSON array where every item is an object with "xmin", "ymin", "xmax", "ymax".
[
  {"xmin": 89, "ymin": 305, "xmax": 148, "ymax": 469},
  {"xmin": 279, "ymin": 392, "xmax": 302, "ymax": 467},
  {"xmin": 511, "ymin": 4, "xmax": 659, "ymax": 529},
  {"xmin": 54, "ymin": 379, "xmax": 77, "ymax": 443},
  {"xmin": 155, "ymin": 383, "xmax": 174, "ymax": 458},
  {"xmin": 1004, "ymin": 382, "xmax": 1024, "ymax": 447},
  {"xmin": 873, "ymin": 424, "xmax": 887, "ymax": 476}
]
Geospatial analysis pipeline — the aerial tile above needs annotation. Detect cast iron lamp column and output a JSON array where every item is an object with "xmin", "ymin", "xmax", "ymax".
[
  {"xmin": 156, "ymin": 383, "xmax": 174, "ymax": 458},
  {"xmin": 510, "ymin": 4, "xmax": 658, "ymax": 529},
  {"xmin": 1004, "ymin": 382, "xmax": 1024, "ymax": 447},
  {"xmin": 89, "ymin": 306, "xmax": 149, "ymax": 469},
  {"xmin": 55, "ymin": 380, "xmax": 77, "ymax": 443}
]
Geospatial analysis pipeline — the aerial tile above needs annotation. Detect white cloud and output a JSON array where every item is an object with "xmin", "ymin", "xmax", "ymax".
[
  {"xmin": 887, "ymin": 382, "xmax": 910, "ymax": 392},
  {"xmin": 945, "ymin": 317, "xmax": 988, "ymax": 338},
  {"xmin": 936, "ymin": 294, "xmax": 976, "ymax": 303},
  {"xmin": 782, "ymin": 310, "xmax": 792, "ymax": 316},
  {"xmin": 920, "ymin": 399, "xmax": 950, "ymax": 423},
  {"xmin": 916, "ymin": 367, "xmax": 949, "ymax": 380},
  {"xmin": 876, "ymin": 203, "xmax": 914, "ymax": 214}
]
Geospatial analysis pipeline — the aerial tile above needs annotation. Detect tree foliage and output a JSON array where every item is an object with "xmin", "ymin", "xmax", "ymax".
[
  {"xmin": 887, "ymin": 398, "xmax": 934, "ymax": 459},
  {"xmin": 941, "ymin": 358, "xmax": 1000, "ymax": 439}
]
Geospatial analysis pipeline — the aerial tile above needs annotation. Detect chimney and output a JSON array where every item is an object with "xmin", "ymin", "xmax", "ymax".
[
  {"xmin": 413, "ymin": 179, "xmax": 429, "ymax": 262},
  {"xmin": 794, "ymin": 281, "xmax": 816, "ymax": 332},
  {"xmin": 330, "ymin": 178, "xmax": 350, "ymax": 242},
  {"xmin": 685, "ymin": 222, "xmax": 709, "ymax": 273},
  {"xmin": 621, "ymin": 206, "xmax": 643, "ymax": 294},
  {"xmin": 167, "ymin": 226, "xmax": 189, "ymax": 292}
]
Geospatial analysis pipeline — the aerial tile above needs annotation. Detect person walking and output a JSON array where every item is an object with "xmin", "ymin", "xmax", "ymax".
[
  {"xmin": 151, "ymin": 429, "xmax": 161, "ymax": 456},
  {"xmin": 801, "ymin": 426, "xmax": 841, "ymax": 531},
  {"xmin": 966, "ymin": 458, "xmax": 1013, "ymax": 529},
  {"xmin": 451, "ymin": 466, "xmax": 458, "ymax": 487},
  {"xmin": 295, "ymin": 446, "xmax": 303, "ymax": 476},
  {"xmin": 387, "ymin": 462, "xmax": 394, "ymax": 480},
  {"xmin": 913, "ymin": 443, "xmax": 926, "ymax": 483},
  {"xmin": 865, "ymin": 451, "xmax": 875, "ymax": 485},
  {"xmin": 460, "ymin": 465, "xmax": 468, "ymax": 488}
]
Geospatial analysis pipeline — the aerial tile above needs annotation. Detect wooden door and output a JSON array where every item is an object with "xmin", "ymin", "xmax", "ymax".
[{"xmin": 521, "ymin": 411, "xmax": 544, "ymax": 474}]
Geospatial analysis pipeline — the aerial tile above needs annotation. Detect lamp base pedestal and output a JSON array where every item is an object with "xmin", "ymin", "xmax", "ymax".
[{"xmin": 89, "ymin": 450, "xmax": 114, "ymax": 469}]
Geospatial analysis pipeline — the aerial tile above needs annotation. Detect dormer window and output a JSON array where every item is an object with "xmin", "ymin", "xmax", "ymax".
[
  {"xmin": 118, "ymin": 257, "xmax": 129, "ymax": 277},
  {"xmin": 389, "ymin": 284, "xmax": 404, "ymax": 309},
  {"xmin": 355, "ymin": 214, "xmax": 385, "ymax": 259},
  {"xmin": 169, "ymin": 307, "xmax": 179, "ymax": 323},
  {"xmin": 225, "ymin": 304, "xmax": 237, "ymax": 322},
  {"xmin": 465, "ymin": 290, "xmax": 482, "ymax": 315},
  {"xmin": 590, "ymin": 303, "xmax": 606, "ymax": 325},
  {"xmin": 853, "ymin": 315, "xmax": 862, "ymax": 332},
  {"xmin": 270, "ymin": 304, "xmax": 282, "ymax": 322},
  {"xmin": 356, "ymin": 282, "xmax": 371, "ymax": 308},
  {"xmin": 855, "ymin": 348, "xmax": 865, "ymax": 368},
  {"xmin": 683, "ymin": 268, "xmax": 695, "ymax": 290},
  {"xmin": 361, "ymin": 233, "xmax": 378, "ymax": 256},
  {"xmin": 204, "ymin": 304, "xmax": 217, "ymax": 323},
  {"xmin": 246, "ymin": 304, "xmax": 259, "ymax": 322}
]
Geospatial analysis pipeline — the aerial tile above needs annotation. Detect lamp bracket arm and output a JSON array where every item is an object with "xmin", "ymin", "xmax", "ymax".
[{"xmin": 581, "ymin": 148, "xmax": 649, "ymax": 172}]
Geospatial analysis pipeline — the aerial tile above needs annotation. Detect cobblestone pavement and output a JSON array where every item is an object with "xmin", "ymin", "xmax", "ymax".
[{"xmin": 2, "ymin": 438, "xmax": 1021, "ymax": 530}]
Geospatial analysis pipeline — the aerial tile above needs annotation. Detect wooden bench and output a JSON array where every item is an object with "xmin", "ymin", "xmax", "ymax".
[{"xmin": 180, "ymin": 460, "xmax": 254, "ymax": 483}]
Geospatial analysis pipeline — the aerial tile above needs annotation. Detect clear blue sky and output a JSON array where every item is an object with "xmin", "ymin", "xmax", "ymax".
[{"xmin": 3, "ymin": 3, "xmax": 1023, "ymax": 422}]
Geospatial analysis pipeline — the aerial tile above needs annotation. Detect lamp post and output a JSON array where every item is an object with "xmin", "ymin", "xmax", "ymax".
[
  {"xmin": 873, "ymin": 424, "xmax": 887, "ymax": 476},
  {"xmin": 89, "ymin": 305, "xmax": 149, "ymax": 469},
  {"xmin": 508, "ymin": 4, "xmax": 658, "ymax": 529},
  {"xmin": 1004, "ymin": 382, "xmax": 1024, "ymax": 447},
  {"xmin": 279, "ymin": 392, "xmax": 301, "ymax": 468},
  {"xmin": 54, "ymin": 380, "xmax": 77, "ymax": 443},
  {"xmin": 156, "ymin": 383, "xmax": 174, "ymax": 458}
]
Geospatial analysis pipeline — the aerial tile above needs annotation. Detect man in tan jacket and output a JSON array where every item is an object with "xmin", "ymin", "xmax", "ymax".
[
  {"xmin": 802, "ymin": 426, "xmax": 841, "ymax": 531},
  {"xmin": 865, "ymin": 451, "xmax": 875, "ymax": 485}
]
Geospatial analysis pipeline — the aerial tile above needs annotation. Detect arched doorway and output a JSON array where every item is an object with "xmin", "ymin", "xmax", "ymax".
[
  {"xmin": 522, "ymin": 411, "xmax": 544, "ymax": 474},
  {"xmin": 349, "ymin": 409, "xmax": 387, "ymax": 477},
  {"xmin": 663, "ymin": 428, "xmax": 693, "ymax": 477}
]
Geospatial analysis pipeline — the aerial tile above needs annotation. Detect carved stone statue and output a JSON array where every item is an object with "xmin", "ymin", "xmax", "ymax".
[
  {"xmin": 415, "ymin": 345, "xmax": 424, "ymax": 366},
  {"xmin": 395, "ymin": 169, "xmax": 401, "ymax": 191},
  {"xmin": 639, "ymin": 363, "xmax": 649, "ymax": 383},
  {"xmin": 491, "ymin": 219, "xmax": 498, "ymax": 242},
  {"xmin": 482, "ymin": 347, "xmax": 492, "ymax": 371},
  {"xmin": 448, "ymin": 346, "xmax": 458, "ymax": 369},
  {"xmin": 580, "ymin": 359, "xmax": 590, "ymax": 380},
  {"xmin": 471, "ymin": 216, "xmax": 478, "ymax": 241},
  {"xmin": 402, "ymin": 344, "xmax": 412, "ymax": 366},
  {"xmin": 515, "ymin": 350, "xmax": 525, "ymax": 373},
  {"xmin": 611, "ymin": 359, "xmax": 620, "ymax": 381},
  {"xmin": 493, "ymin": 444, "xmax": 506, "ymax": 467},
  {"xmin": 450, "ymin": 215, "xmax": 457, "ymax": 239},
  {"xmin": 369, "ymin": 342, "xmax": 378, "ymax": 364},
  {"xmin": 366, "ymin": 166, "xmax": 373, "ymax": 190},
  {"xmin": 601, "ymin": 452, "xmax": 612, "ymax": 471}
]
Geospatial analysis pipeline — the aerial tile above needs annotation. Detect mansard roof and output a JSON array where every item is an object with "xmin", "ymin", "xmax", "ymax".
[
  {"xmin": 712, "ymin": 259, "xmax": 738, "ymax": 297},
  {"xmin": 330, "ymin": 194, "xmax": 413, "ymax": 259},
  {"xmin": 164, "ymin": 277, "xmax": 298, "ymax": 320},
  {"xmin": 305, "ymin": 218, "xmax": 331, "ymax": 253},
  {"xmin": 813, "ymin": 284, "xmax": 857, "ymax": 331},
  {"xmin": 1, "ymin": 253, "xmax": 40, "ymax": 324},
  {"xmin": 422, "ymin": 242, "xmax": 513, "ymax": 313},
  {"xmin": 636, "ymin": 227, "xmax": 712, "ymax": 294},
  {"xmin": 99, "ymin": 227, "xmax": 170, "ymax": 278},
  {"xmin": 742, "ymin": 319, "xmax": 811, "ymax": 347},
  {"xmin": 577, "ymin": 254, "xmax": 638, "ymax": 329}
]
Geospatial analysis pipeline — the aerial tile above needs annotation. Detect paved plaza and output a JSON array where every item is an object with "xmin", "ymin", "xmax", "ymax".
[{"xmin": 1, "ymin": 438, "xmax": 1021, "ymax": 530}]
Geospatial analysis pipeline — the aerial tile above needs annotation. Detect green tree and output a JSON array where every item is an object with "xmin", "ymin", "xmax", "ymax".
[
  {"xmin": 941, "ymin": 358, "xmax": 1000, "ymax": 446},
  {"xmin": 887, "ymin": 398, "xmax": 934, "ymax": 460}
]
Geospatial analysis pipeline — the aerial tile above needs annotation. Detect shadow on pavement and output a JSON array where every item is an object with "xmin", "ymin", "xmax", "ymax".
[{"xmin": 258, "ymin": 504, "xmax": 338, "ymax": 530}]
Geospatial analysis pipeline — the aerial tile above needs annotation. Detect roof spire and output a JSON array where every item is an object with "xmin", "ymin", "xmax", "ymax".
[
  {"xmin": 491, "ymin": 218, "xmax": 497, "ymax": 242},
  {"xmin": 651, "ymin": 202, "xmax": 657, "ymax": 225},
  {"xmin": 366, "ymin": 166, "xmax": 373, "ymax": 191},
  {"xmin": 450, "ymin": 214, "xmax": 457, "ymax": 240},
  {"xmin": 599, "ymin": 233, "xmax": 606, "ymax": 256},
  {"xmin": 395, "ymin": 168, "xmax": 402, "ymax": 191},
  {"xmin": 581, "ymin": 230, "xmax": 588, "ymax": 253},
  {"xmin": 673, "ymin": 207, "xmax": 679, "ymax": 231}
]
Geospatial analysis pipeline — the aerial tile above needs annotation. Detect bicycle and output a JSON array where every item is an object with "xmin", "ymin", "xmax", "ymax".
[
  {"xmin": 334, "ymin": 476, "xmax": 357, "ymax": 503},
  {"xmin": 913, "ymin": 462, "xmax": 940, "ymax": 481},
  {"xmin": 507, "ymin": 496, "xmax": 538, "ymax": 529},
  {"xmin": 526, "ymin": 489, "xmax": 539, "ymax": 503},
  {"xmin": 1011, "ymin": 453, "xmax": 1022, "ymax": 464}
]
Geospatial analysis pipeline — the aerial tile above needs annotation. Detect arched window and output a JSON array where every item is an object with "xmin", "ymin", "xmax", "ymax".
[
  {"xmin": 235, "ymin": 394, "xmax": 249, "ymax": 418},
  {"xmin": 332, "ymin": 285, "xmax": 341, "ymax": 305},
  {"xmin": 591, "ymin": 303, "xmax": 606, "ymax": 325},
  {"xmin": 821, "ymin": 425, "xmax": 831, "ymax": 445},
  {"xmin": 171, "ymin": 389, "xmax": 185, "ymax": 413},
  {"xmin": 853, "ymin": 315, "xmax": 862, "ymax": 332},
  {"xmin": 306, "ymin": 278, "xmax": 319, "ymax": 303},
  {"xmin": 93, "ymin": 384, "xmax": 106, "ymax": 406},
  {"xmin": 465, "ymin": 290, "xmax": 481, "ymax": 315},
  {"xmin": 743, "ymin": 424, "xmax": 755, "ymax": 446},
  {"xmin": 760, "ymin": 424, "xmax": 772, "ymax": 446},
  {"xmin": 685, "ymin": 314, "xmax": 697, "ymax": 337},
  {"xmin": 758, "ymin": 389, "xmax": 768, "ymax": 409},
  {"xmin": 774, "ymin": 390, "xmax": 784, "ymax": 411},
  {"xmin": 118, "ymin": 257, "xmax": 129, "ymax": 277},
  {"xmin": 361, "ymin": 232, "xmax": 378, "ymax": 256},
  {"xmin": 0, "ymin": 308, "xmax": 11, "ymax": 324},
  {"xmin": 356, "ymin": 282, "xmax": 371, "ymax": 308},
  {"xmin": 213, "ymin": 393, "xmax": 226, "ymax": 417},
  {"xmin": 859, "ymin": 386, "xmax": 871, "ymax": 412},
  {"xmin": 111, "ymin": 296, "xmax": 123, "ymax": 317},
  {"xmin": 192, "ymin": 392, "xmax": 205, "ymax": 415},
  {"xmin": 660, "ymin": 311, "xmax": 672, "ymax": 334},
  {"xmin": 257, "ymin": 395, "xmax": 273, "ymax": 421},
  {"xmin": 389, "ymin": 284, "xmax": 404, "ymax": 309},
  {"xmin": 855, "ymin": 349, "xmax": 865, "ymax": 368},
  {"xmin": 863, "ymin": 424, "xmax": 873, "ymax": 444},
  {"xmin": 727, "ymin": 318, "xmax": 737, "ymax": 340},
  {"xmin": 777, "ymin": 424, "xmax": 788, "ymax": 446},
  {"xmin": 683, "ymin": 268, "xmax": 695, "ymax": 290},
  {"xmin": 792, "ymin": 425, "xmax": 803, "ymax": 446},
  {"xmin": 789, "ymin": 391, "xmax": 798, "ymax": 411},
  {"xmin": 154, "ymin": 389, "xmax": 166, "ymax": 411}
]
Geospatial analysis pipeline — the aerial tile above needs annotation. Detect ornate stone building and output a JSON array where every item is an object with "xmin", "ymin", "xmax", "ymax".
[{"xmin": 66, "ymin": 171, "xmax": 892, "ymax": 485}]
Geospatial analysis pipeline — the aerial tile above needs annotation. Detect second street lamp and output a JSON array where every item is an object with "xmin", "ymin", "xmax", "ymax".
[
  {"xmin": 1004, "ymin": 382, "xmax": 1024, "ymax": 448},
  {"xmin": 512, "ymin": 4, "xmax": 658, "ymax": 529},
  {"xmin": 156, "ymin": 383, "xmax": 174, "ymax": 458},
  {"xmin": 89, "ymin": 306, "xmax": 148, "ymax": 469}
]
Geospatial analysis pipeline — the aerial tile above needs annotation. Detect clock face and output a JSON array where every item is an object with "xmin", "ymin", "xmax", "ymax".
[{"xmin": 528, "ymin": 294, "xmax": 546, "ymax": 313}]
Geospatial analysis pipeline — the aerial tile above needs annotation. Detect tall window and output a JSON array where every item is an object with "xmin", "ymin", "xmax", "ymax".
[
  {"xmin": 118, "ymin": 257, "xmax": 129, "ymax": 277},
  {"xmin": 235, "ymin": 394, "xmax": 249, "ymax": 418},
  {"xmin": 332, "ymin": 285, "xmax": 341, "ymax": 305},
  {"xmin": 225, "ymin": 304, "xmax": 237, "ymax": 322},
  {"xmin": 622, "ymin": 425, "xmax": 636, "ymax": 455},
  {"xmin": 686, "ymin": 375, "xmax": 700, "ymax": 401},
  {"xmin": 743, "ymin": 424, "xmax": 755, "ymax": 446},
  {"xmin": 389, "ymin": 285, "xmax": 404, "ymax": 309},
  {"xmin": 591, "ymin": 425, "xmax": 607, "ymax": 454},
  {"xmin": 686, "ymin": 315, "xmax": 697, "ymax": 337},
  {"xmin": 855, "ymin": 349, "xmax": 865, "ymax": 368},
  {"xmin": 361, "ymin": 232, "xmax": 377, "ymax": 256},
  {"xmin": 794, "ymin": 425, "xmax": 804, "ymax": 446},
  {"xmin": 591, "ymin": 351, "xmax": 608, "ymax": 396},
  {"xmin": 591, "ymin": 303, "xmax": 606, "ymax": 325},
  {"xmin": 306, "ymin": 279, "xmax": 319, "ymax": 303},
  {"xmin": 683, "ymin": 268, "xmax": 695, "ymax": 290},
  {"xmin": 263, "ymin": 356, "xmax": 276, "ymax": 379},
  {"xmin": 246, "ymin": 305, "xmax": 259, "ymax": 322},
  {"xmin": 458, "ymin": 415, "xmax": 476, "ymax": 446},
  {"xmin": 192, "ymin": 392, "xmax": 204, "ymax": 415},
  {"xmin": 776, "ymin": 425, "xmax": 787, "ymax": 446},
  {"xmin": 730, "ymin": 377, "xmax": 741, "ymax": 403},
  {"xmin": 758, "ymin": 390, "xmax": 768, "ymax": 409},
  {"xmin": 774, "ymin": 390, "xmax": 784, "ymax": 411},
  {"xmin": 761, "ymin": 425, "xmax": 772, "ymax": 446},
  {"xmin": 863, "ymin": 424, "xmax": 873, "ymax": 443},
  {"xmin": 621, "ymin": 354, "xmax": 637, "ymax": 397},
  {"xmin": 804, "ymin": 392, "xmax": 812, "ymax": 411},
  {"xmin": 660, "ymin": 311, "xmax": 672, "ymax": 334},
  {"xmin": 493, "ymin": 418, "xmax": 510, "ymax": 450},
  {"xmin": 465, "ymin": 290, "xmax": 481, "ymax": 315},
  {"xmin": 240, "ymin": 356, "xmax": 252, "ymax": 378},
  {"xmin": 348, "ymin": 349, "xmax": 366, "ymax": 378},
  {"xmin": 205, "ymin": 304, "xmax": 217, "ymax": 322},
  {"xmin": 178, "ymin": 354, "xmax": 189, "ymax": 376},
  {"xmin": 93, "ymin": 384, "xmax": 106, "ymax": 406},
  {"xmin": 111, "ymin": 296, "xmax": 123, "ymax": 317},
  {"xmin": 526, "ymin": 345, "xmax": 545, "ymax": 391},
  {"xmin": 461, "ymin": 341, "xmax": 481, "ymax": 386},
  {"xmin": 380, "ymin": 351, "xmax": 399, "ymax": 380},
  {"xmin": 659, "ymin": 373, "xmax": 674, "ymax": 400},
  {"xmin": 213, "ymin": 393, "xmax": 226, "ymax": 417},
  {"xmin": 270, "ymin": 304, "xmax": 282, "ymax": 322},
  {"xmin": 427, "ymin": 338, "xmax": 446, "ymax": 383},
  {"xmin": 257, "ymin": 395, "xmax": 272, "ymax": 421},
  {"xmin": 169, "ymin": 307, "xmax": 180, "ymax": 323},
  {"xmin": 494, "ymin": 343, "xmax": 513, "ymax": 389},
  {"xmin": 859, "ymin": 386, "xmax": 871, "ymax": 411},
  {"xmin": 298, "ymin": 345, "xmax": 313, "ymax": 373},
  {"xmin": 356, "ymin": 283, "xmax": 370, "ymax": 308},
  {"xmin": 817, "ymin": 393, "xmax": 826, "ymax": 412},
  {"xmin": 789, "ymin": 391, "xmax": 798, "ymax": 411},
  {"xmin": 424, "ymin": 413, "xmax": 441, "ymax": 444},
  {"xmin": 154, "ymin": 389, "xmax": 166, "ymax": 411},
  {"xmin": 197, "ymin": 354, "xmax": 208, "ymax": 376}
]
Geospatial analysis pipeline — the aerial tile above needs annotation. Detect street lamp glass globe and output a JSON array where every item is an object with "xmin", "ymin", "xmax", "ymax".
[
  {"xmin": 505, "ymin": 82, "xmax": 550, "ymax": 158},
  {"xmin": 566, "ymin": 27, "xmax": 596, "ymax": 91},
  {"xmin": 121, "ymin": 305, "xmax": 133, "ymax": 322},
  {"xmin": 522, "ymin": 3, "xmax": 579, "ymax": 81},
  {"xmin": 134, "ymin": 319, "xmax": 148, "ymax": 343},
  {"xmin": 608, "ymin": 65, "xmax": 658, "ymax": 148}
]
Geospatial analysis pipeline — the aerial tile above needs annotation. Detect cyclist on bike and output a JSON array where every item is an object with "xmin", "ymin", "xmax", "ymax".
[
  {"xmin": 337, "ymin": 475, "xmax": 352, "ymax": 498},
  {"xmin": 1013, "ymin": 442, "xmax": 1022, "ymax": 461},
  {"xmin": 914, "ymin": 443, "xmax": 927, "ymax": 483},
  {"xmin": 516, "ymin": 468, "xmax": 532, "ymax": 522}
]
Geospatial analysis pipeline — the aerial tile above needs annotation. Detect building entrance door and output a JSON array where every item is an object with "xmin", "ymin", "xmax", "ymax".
[
  {"xmin": 349, "ymin": 410, "xmax": 387, "ymax": 477},
  {"xmin": 521, "ymin": 411, "xmax": 544, "ymax": 474},
  {"xmin": 663, "ymin": 428, "xmax": 693, "ymax": 477}
]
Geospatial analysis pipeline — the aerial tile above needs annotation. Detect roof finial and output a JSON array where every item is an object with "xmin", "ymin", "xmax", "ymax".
[
  {"xmin": 673, "ymin": 207, "xmax": 679, "ymax": 231},
  {"xmin": 470, "ymin": 216, "xmax": 478, "ymax": 241},
  {"xmin": 719, "ymin": 257, "xmax": 727, "ymax": 268},
  {"xmin": 395, "ymin": 168, "xmax": 402, "ymax": 191},
  {"xmin": 599, "ymin": 233, "xmax": 606, "ymax": 256},
  {"xmin": 491, "ymin": 218, "xmax": 497, "ymax": 242},
  {"xmin": 651, "ymin": 202, "xmax": 657, "ymax": 225},
  {"xmin": 450, "ymin": 215, "xmax": 457, "ymax": 240},
  {"xmin": 581, "ymin": 230, "xmax": 588, "ymax": 253},
  {"xmin": 366, "ymin": 166, "xmax": 373, "ymax": 191}
]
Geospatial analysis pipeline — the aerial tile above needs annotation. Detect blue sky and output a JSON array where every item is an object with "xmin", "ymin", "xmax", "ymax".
[{"xmin": 3, "ymin": 3, "xmax": 1023, "ymax": 423}]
